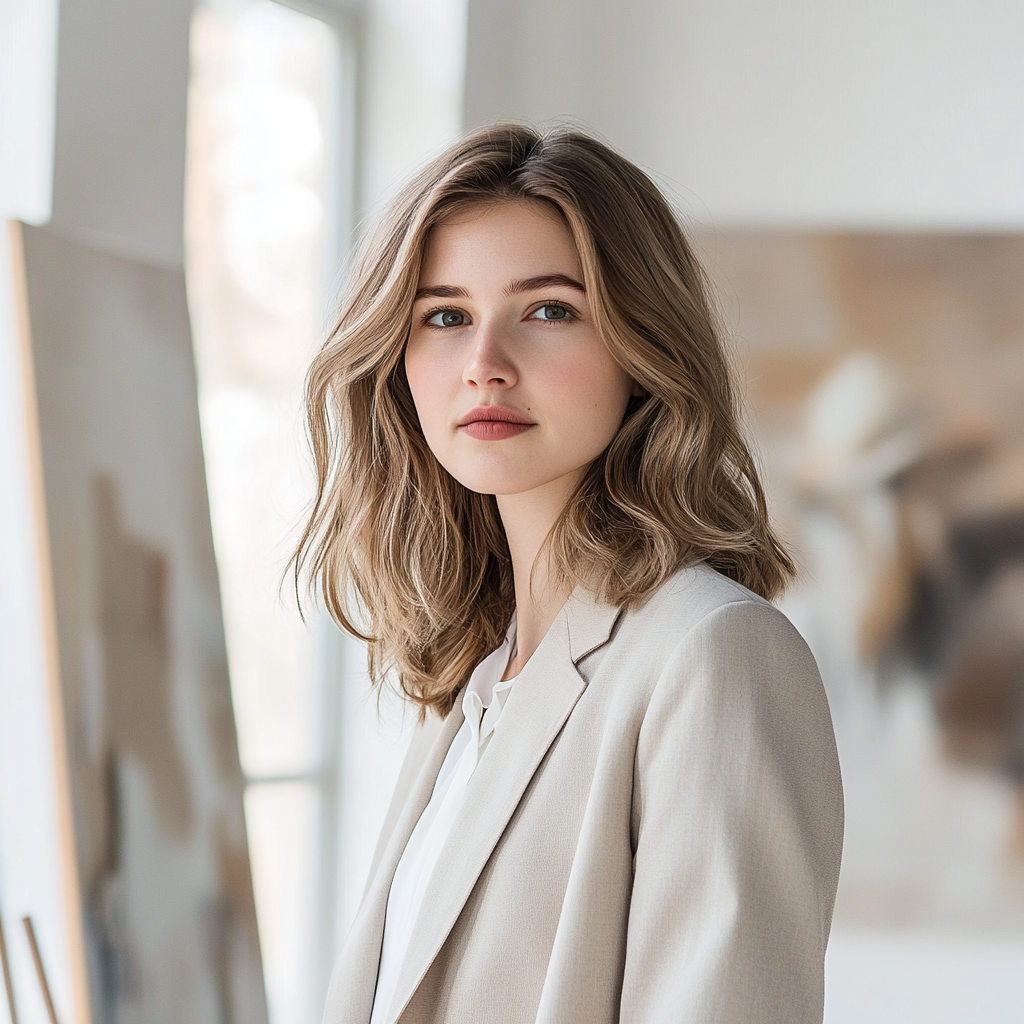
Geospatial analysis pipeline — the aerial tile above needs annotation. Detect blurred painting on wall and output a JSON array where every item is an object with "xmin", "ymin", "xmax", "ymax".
[
  {"xmin": 15, "ymin": 222, "xmax": 268, "ymax": 1024},
  {"xmin": 703, "ymin": 232, "xmax": 1024, "ymax": 931}
]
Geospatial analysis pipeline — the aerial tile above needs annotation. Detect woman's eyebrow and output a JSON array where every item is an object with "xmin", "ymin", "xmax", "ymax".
[
  {"xmin": 413, "ymin": 275, "xmax": 586, "ymax": 301},
  {"xmin": 414, "ymin": 284, "xmax": 470, "ymax": 300},
  {"xmin": 505, "ymin": 274, "xmax": 585, "ymax": 296}
]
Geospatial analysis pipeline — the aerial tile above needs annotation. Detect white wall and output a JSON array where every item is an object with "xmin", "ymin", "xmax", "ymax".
[
  {"xmin": 48, "ymin": 0, "xmax": 193, "ymax": 264},
  {"xmin": 464, "ymin": 0, "xmax": 1024, "ymax": 229},
  {"xmin": 354, "ymin": 0, "xmax": 467, "ymax": 221},
  {"xmin": 0, "ymin": 0, "xmax": 59, "ymax": 225}
]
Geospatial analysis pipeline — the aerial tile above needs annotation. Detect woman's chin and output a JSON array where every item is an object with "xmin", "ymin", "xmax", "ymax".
[
  {"xmin": 449, "ymin": 467, "xmax": 586, "ymax": 504},
  {"xmin": 453, "ymin": 476, "xmax": 532, "ymax": 497},
  {"xmin": 445, "ymin": 465, "xmax": 545, "ymax": 497}
]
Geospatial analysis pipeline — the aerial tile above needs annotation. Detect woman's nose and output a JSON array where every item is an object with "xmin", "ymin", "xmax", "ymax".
[{"xmin": 462, "ymin": 321, "xmax": 518, "ymax": 389}]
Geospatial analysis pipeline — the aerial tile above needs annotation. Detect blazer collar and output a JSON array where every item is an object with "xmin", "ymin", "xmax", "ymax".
[
  {"xmin": 564, "ymin": 585, "xmax": 622, "ymax": 665},
  {"xmin": 384, "ymin": 587, "xmax": 622, "ymax": 1023}
]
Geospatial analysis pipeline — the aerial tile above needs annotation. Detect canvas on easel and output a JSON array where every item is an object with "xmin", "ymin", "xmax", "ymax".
[{"xmin": 0, "ymin": 220, "xmax": 267, "ymax": 1024}]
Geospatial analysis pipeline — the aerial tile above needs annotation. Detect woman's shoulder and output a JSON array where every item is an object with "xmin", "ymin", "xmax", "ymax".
[
  {"xmin": 619, "ymin": 563, "xmax": 838, "ymax": 798},
  {"xmin": 603, "ymin": 562, "xmax": 823, "ymax": 708},
  {"xmin": 622, "ymin": 560, "xmax": 791, "ymax": 646}
]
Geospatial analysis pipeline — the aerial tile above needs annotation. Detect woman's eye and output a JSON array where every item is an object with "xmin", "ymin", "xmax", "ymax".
[
  {"xmin": 426, "ymin": 309, "xmax": 470, "ymax": 328},
  {"xmin": 529, "ymin": 303, "xmax": 573, "ymax": 322}
]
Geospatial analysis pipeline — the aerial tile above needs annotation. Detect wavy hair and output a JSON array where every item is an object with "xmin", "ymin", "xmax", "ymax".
[{"xmin": 295, "ymin": 123, "xmax": 794, "ymax": 715}]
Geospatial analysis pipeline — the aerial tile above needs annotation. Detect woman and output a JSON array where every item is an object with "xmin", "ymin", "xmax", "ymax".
[{"xmin": 297, "ymin": 124, "xmax": 843, "ymax": 1024}]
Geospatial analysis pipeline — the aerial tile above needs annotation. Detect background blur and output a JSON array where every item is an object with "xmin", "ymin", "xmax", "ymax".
[{"xmin": 1, "ymin": 1, "xmax": 1023, "ymax": 1023}]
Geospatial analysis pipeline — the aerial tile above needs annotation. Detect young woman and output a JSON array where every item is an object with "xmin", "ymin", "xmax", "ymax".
[{"xmin": 297, "ymin": 125, "xmax": 843, "ymax": 1024}]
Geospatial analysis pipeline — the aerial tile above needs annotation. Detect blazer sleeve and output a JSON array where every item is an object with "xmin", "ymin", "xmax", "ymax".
[{"xmin": 620, "ymin": 598, "xmax": 844, "ymax": 1024}]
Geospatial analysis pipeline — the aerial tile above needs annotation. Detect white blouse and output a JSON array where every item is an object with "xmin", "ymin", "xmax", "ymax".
[{"xmin": 369, "ymin": 626, "xmax": 518, "ymax": 1024}]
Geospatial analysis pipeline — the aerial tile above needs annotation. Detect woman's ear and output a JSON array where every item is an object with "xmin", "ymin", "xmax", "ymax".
[{"xmin": 630, "ymin": 380, "xmax": 647, "ymax": 398}]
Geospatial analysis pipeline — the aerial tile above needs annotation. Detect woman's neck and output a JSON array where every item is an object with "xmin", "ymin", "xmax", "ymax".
[{"xmin": 496, "ymin": 473, "xmax": 579, "ymax": 680}]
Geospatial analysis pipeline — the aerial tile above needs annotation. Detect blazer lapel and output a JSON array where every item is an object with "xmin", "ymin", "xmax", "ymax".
[
  {"xmin": 385, "ymin": 589, "xmax": 622, "ymax": 1024},
  {"xmin": 324, "ymin": 703, "xmax": 465, "ymax": 1024}
]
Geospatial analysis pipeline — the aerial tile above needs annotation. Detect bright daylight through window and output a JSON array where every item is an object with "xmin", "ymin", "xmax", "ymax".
[{"xmin": 185, "ymin": 3, "xmax": 348, "ymax": 1023}]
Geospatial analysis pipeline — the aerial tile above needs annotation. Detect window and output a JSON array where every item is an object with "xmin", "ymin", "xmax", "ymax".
[{"xmin": 185, "ymin": 4, "xmax": 353, "ymax": 1022}]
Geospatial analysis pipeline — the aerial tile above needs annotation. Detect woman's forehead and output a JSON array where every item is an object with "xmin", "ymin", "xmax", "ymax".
[{"xmin": 418, "ymin": 199, "xmax": 582, "ymax": 285}]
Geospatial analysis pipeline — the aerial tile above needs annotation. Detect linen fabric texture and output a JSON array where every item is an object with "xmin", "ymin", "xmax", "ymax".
[{"xmin": 324, "ymin": 563, "xmax": 844, "ymax": 1024}]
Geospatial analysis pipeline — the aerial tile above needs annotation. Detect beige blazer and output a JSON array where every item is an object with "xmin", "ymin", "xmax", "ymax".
[{"xmin": 324, "ymin": 563, "xmax": 844, "ymax": 1024}]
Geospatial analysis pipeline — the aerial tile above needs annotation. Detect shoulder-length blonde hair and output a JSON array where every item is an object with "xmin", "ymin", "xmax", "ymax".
[{"xmin": 296, "ymin": 123, "xmax": 794, "ymax": 715}]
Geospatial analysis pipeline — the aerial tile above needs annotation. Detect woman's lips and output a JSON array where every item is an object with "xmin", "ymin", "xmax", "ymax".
[
  {"xmin": 460, "ymin": 420, "xmax": 533, "ymax": 440},
  {"xmin": 457, "ymin": 406, "xmax": 535, "ymax": 441}
]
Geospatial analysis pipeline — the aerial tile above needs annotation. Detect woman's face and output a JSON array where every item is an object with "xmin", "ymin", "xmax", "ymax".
[{"xmin": 405, "ymin": 200, "xmax": 634, "ymax": 501}]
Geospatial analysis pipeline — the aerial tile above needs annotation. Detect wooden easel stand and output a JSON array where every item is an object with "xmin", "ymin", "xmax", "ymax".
[{"xmin": 22, "ymin": 918, "xmax": 60, "ymax": 1024}]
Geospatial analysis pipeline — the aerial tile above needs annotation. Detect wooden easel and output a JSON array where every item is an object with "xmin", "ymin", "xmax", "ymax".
[
  {"xmin": 0, "ymin": 906, "xmax": 18, "ymax": 1024},
  {"xmin": 0, "ymin": 907, "xmax": 63, "ymax": 1024},
  {"xmin": 22, "ymin": 918, "xmax": 61, "ymax": 1024}
]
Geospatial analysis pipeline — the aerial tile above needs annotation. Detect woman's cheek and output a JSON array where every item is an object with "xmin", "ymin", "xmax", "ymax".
[
  {"xmin": 405, "ymin": 344, "xmax": 451, "ymax": 428},
  {"xmin": 547, "ymin": 351, "xmax": 631, "ymax": 423}
]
